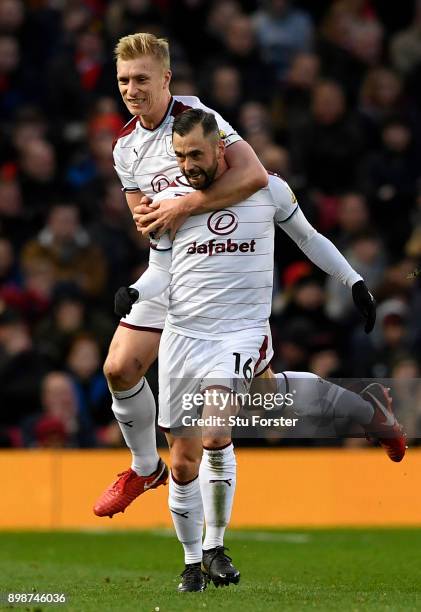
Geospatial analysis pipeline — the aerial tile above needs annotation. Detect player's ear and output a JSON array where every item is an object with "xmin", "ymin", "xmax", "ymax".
[
  {"xmin": 217, "ymin": 139, "xmax": 225, "ymax": 160},
  {"xmin": 163, "ymin": 69, "xmax": 172, "ymax": 89}
]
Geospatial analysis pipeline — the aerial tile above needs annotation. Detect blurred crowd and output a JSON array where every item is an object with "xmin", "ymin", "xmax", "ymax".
[{"xmin": 1, "ymin": 0, "xmax": 421, "ymax": 448}]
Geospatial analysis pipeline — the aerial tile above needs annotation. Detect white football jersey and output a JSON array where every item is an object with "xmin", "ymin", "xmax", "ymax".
[
  {"xmin": 151, "ymin": 173, "xmax": 298, "ymax": 339},
  {"xmin": 112, "ymin": 96, "xmax": 242, "ymax": 197}
]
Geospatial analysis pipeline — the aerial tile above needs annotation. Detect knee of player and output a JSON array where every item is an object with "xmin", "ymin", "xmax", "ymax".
[
  {"xmin": 171, "ymin": 456, "xmax": 200, "ymax": 483},
  {"xmin": 103, "ymin": 355, "xmax": 145, "ymax": 387}
]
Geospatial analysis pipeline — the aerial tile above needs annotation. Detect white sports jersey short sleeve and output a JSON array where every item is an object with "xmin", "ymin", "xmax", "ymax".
[
  {"xmin": 113, "ymin": 96, "xmax": 241, "ymax": 198},
  {"xmin": 114, "ymin": 95, "xmax": 242, "ymax": 332},
  {"xmin": 144, "ymin": 176, "xmax": 294, "ymax": 341}
]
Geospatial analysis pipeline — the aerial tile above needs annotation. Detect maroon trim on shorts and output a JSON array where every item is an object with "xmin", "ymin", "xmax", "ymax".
[
  {"xmin": 254, "ymin": 360, "xmax": 272, "ymax": 377},
  {"xmin": 254, "ymin": 335, "xmax": 268, "ymax": 375},
  {"xmin": 119, "ymin": 322, "xmax": 163, "ymax": 333},
  {"xmin": 202, "ymin": 442, "xmax": 233, "ymax": 452}
]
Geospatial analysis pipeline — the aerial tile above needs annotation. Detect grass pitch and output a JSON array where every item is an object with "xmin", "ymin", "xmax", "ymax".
[{"xmin": 1, "ymin": 529, "xmax": 421, "ymax": 611}]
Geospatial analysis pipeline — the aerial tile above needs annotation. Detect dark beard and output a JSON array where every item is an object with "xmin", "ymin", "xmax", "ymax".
[{"xmin": 183, "ymin": 162, "xmax": 218, "ymax": 190}]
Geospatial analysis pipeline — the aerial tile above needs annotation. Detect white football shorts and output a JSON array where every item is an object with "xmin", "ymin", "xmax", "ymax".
[
  {"xmin": 120, "ymin": 290, "xmax": 169, "ymax": 331},
  {"xmin": 157, "ymin": 326, "xmax": 272, "ymax": 429}
]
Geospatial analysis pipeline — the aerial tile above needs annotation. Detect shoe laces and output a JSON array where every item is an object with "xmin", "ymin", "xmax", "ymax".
[
  {"xmin": 113, "ymin": 469, "xmax": 135, "ymax": 492},
  {"xmin": 180, "ymin": 564, "xmax": 202, "ymax": 583},
  {"xmin": 207, "ymin": 546, "xmax": 232, "ymax": 565}
]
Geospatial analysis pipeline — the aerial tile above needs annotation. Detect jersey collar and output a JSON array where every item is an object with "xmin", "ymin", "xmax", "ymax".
[{"xmin": 137, "ymin": 96, "xmax": 174, "ymax": 132}]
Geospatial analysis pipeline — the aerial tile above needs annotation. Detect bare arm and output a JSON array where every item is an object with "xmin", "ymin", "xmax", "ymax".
[
  {"xmin": 125, "ymin": 190, "xmax": 157, "ymax": 234},
  {"xmin": 180, "ymin": 140, "xmax": 268, "ymax": 214},
  {"xmin": 136, "ymin": 141, "xmax": 268, "ymax": 238},
  {"xmin": 125, "ymin": 190, "xmax": 143, "ymax": 215}
]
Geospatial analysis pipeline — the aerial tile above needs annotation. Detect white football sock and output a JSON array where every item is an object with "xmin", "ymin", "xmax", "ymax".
[
  {"xmin": 275, "ymin": 372, "xmax": 374, "ymax": 425},
  {"xmin": 111, "ymin": 377, "xmax": 160, "ymax": 476},
  {"xmin": 200, "ymin": 443, "xmax": 236, "ymax": 550},
  {"xmin": 169, "ymin": 472, "xmax": 204, "ymax": 565}
]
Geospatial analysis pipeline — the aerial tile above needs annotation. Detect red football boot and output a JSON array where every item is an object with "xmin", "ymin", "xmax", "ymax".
[
  {"xmin": 361, "ymin": 383, "xmax": 407, "ymax": 462},
  {"xmin": 93, "ymin": 458, "xmax": 168, "ymax": 518}
]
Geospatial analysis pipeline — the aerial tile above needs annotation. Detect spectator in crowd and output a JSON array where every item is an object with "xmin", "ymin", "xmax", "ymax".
[
  {"xmin": 66, "ymin": 110, "xmax": 124, "ymax": 211},
  {"xmin": 0, "ymin": 174, "xmax": 29, "ymax": 246},
  {"xmin": 390, "ymin": 356, "xmax": 421, "ymax": 442},
  {"xmin": 328, "ymin": 192, "xmax": 371, "ymax": 251},
  {"xmin": 0, "ymin": 4, "xmax": 420, "ymax": 447},
  {"xmin": 20, "ymin": 203, "xmax": 107, "ymax": 298},
  {"xmin": 358, "ymin": 117, "xmax": 420, "ymax": 254},
  {"xmin": 0, "ymin": 0, "xmax": 24, "ymax": 36},
  {"xmin": 309, "ymin": 348, "xmax": 343, "ymax": 379},
  {"xmin": 348, "ymin": 19, "xmax": 383, "ymax": 69},
  {"xmin": 258, "ymin": 144, "xmax": 290, "ymax": 177},
  {"xmin": 238, "ymin": 101, "xmax": 276, "ymax": 155},
  {"xmin": 358, "ymin": 67, "xmax": 405, "ymax": 147},
  {"xmin": 279, "ymin": 51, "xmax": 320, "ymax": 133},
  {"xmin": 0, "ymin": 237, "xmax": 19, "ymax": 286},
  {"xmin": 253, "ymin": 0, "xmax": 314, "ymax": 81},
  {"xmin": 217, "ymin": 14, "xmax": 273, "ymax": 102},
  {"xmin": 290, "ymin": 79, "xmax": 364, "ymax": 195},
  {"xmin": 349, "ymin": 297, "xmax": 413, "ymax": 377},
  {"xmin": 273, "ymin": 272, "xmax": 340, "ymax": 367},
  {"xmin": 22, "ymin": 370, "xmax": 96, "ymax": 448},
  {"xmin": 10, "ymin": 107, "xmax": 51, "ymax": 158},
  {"xmin": 89, "ymin": 180, "xmax": 141, "ymax": 299},
  {"xmin": 317, "ymin": 2, "xmax": 367, "ymax": 98},
  {"xmin": 326, "ymin": 231, "xmax": 386, "ymax": 323},
  {"xmin": 65, "ymin": 333, "xmax": 111, "ymax": 429},
  {"xmin": 0, "ymin": 308, "xmax": 48, "ymax": 425},
  {"xmin": 18, "ymin": 138, "xmax": 60, "ymax": 228},
  {"xmin": 47, "ymin": 27, "xmax": 116, "ymax": 125},
  {"xmin": 34, "ymin": 282, "xmax": 114, "ymax": 369},
  {"xmin": 204, "ymin": 64, "xmax": 243, "ymax": 129},
  {"xmin": 0, "ymin": 35, "xmax": 26, "ymax": 119},
  {"xmin": 105, "ymin": 0, "xmax": 163, "ymax": 41},
  {"xmin": 390, "ymin": 0, "xmax": 421, "ymax": 76}
]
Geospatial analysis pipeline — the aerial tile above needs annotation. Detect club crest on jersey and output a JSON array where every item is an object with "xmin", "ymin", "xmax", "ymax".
[
  {"xmin": 151, "ymin": 173, "xmax": 170, "ymax": 193},
  {"xmin": 186, "ymin": 238, "xmax": 256, "ymax": 256},
  {"xmin": 207, "ymin": 210, "xmax": 239, "ymax": 236},
  {"xmin": 165, "ymin": 134, "xmax": 176, "ymax": 157}
]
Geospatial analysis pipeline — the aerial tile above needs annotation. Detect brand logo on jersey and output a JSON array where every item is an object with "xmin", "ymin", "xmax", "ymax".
[
  {"xmin": 186, "ymin": 238, "xmax": 256, "ymax": 257},
  {"xmin": 207, "ymin": 210, "xmax": 239, "ymax": 236},
  {"xmin": 151, "ymin": 173, "xmax": 170, "ymax": 193}
]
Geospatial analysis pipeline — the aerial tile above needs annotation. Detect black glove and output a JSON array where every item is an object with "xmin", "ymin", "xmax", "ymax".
[
  {"xmin": 352, "ymin": 280, "xmax": 376, "ymax": 333},
  {"xmin": 114, "ymin": 287, "xmax": 139, "ymax": 318}
]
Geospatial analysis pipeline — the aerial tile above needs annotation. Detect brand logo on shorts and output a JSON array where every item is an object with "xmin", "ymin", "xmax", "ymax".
[
  {"xmin": 207, "ymin": 210, "xmax": 239, "ymax": 236},
  {"xmin": 151, "ymin": 173, "xmax": 170, "ymax": 193}
]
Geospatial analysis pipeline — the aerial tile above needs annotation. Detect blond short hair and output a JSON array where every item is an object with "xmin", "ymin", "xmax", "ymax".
[{"xmin": 114, "ymin": 32, "xmax": 170, "ymax": 70}]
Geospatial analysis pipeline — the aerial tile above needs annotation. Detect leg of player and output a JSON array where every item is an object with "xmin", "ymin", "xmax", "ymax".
[
  {"xmin": 200, "ymin": 387, "xmax": 241, "ymax": 588},
  {"xmin": 166, "ymin": 434, "xmax": 206, "ymax": 593},
  {"xmin": 275, "ymin": 371, "xmax": 406, "ymax": 462},
  {"xmin": 93, "ymin": 326, "xmax": 168, "ymax": 518}
]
